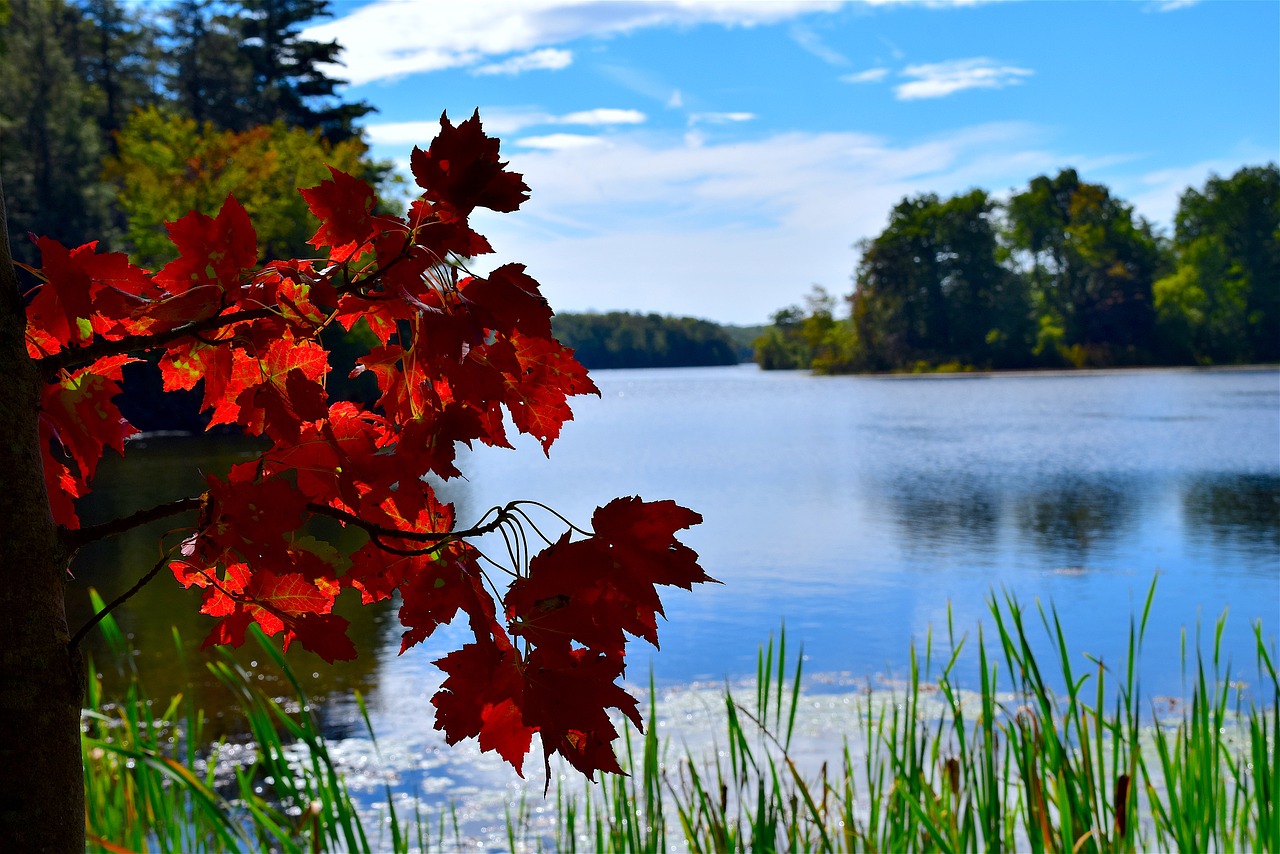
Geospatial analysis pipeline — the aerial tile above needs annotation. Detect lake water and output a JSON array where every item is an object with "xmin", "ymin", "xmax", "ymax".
[
  {"xmin": 432, "ymin": 364, "xmax": 1279, "ymax": 692},
  {"xmin": 73, "ymin": 364, "xmax": 1279, "ymax": 749}
]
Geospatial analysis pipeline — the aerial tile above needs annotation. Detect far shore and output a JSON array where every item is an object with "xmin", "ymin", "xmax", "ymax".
[{"xmin": 844, "ymin": 362, "xmax": 1280, "ymax": 380}]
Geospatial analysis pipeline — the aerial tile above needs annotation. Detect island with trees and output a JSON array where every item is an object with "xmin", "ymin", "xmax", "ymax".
[{"xmin": 755, "ymin": 165, "xmax": 1279, "ymax": 374}]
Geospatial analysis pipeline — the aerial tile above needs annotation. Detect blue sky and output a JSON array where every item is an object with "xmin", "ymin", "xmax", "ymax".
[{"xmin": 306, "ymin": 1, "xmax": 1279, "ymax": 325}]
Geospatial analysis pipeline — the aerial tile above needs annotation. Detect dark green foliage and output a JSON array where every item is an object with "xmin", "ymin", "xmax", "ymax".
[
  {"xmin": 163, "ymin": 0, "xmax": 372, "ymax": 141},
  {"xmin": 552, "ymin": 311, "xmax": 739, "ymax": 369},
  {"xmin": 0, "ymin": 0, "xmax": 375, "ymax": 263},
  {"xmin": 851, "ymin": 190, "xmax": 1031, "ymax": 372},
  {"xmin": 163, "ymin": 0, "xmax": 256, "ymax": 130},
  {"xmin": 0, "ymin": 0, "xmax": 118, "ymax": 263},
  {"xmin": 1156, "ymin": 164, "xmax": 1280, "ymax": 364},
  {"xmin": 754, "ymin": 288, "xmax": 853, "ymax": 371},
  {"xmin": 239, "ymin": 0, "xmax": 374, "ymax": 142},
  {"xmin": 1005, "ymin": 169, "xmax": 1166, "ymax": 366}
]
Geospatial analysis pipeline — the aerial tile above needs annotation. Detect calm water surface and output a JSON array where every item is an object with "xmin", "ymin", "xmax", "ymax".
[
  {"xmin": 74, "ymin": 365, "xmax": 1279, "ymax": 721},
  {"xmin": 435, "ymin": 365, "xmax": 1280, "ymax": 693}
]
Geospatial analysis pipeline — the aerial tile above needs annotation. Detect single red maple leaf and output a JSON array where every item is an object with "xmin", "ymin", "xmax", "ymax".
[
  {"xmin": 154, "ymin": 195, "xmax": 258, "ymax": 296},
  {"xmin": 410, "ymin": 111, "xmax": 530, "ymax": 217},
  {"xmin": 460, "ymin": 264, "xmax": 553, "ymax": 340},
  {"xmin": 501, "ymin": 332, "xmax": 599, "ymax": 453},
  {"xmin": 299, "ymin": 166, "xmax": 379, "ymax": 261},
  {"xmin": 431, "ymin": 640, "xmax": 535, "ymax": 772}
]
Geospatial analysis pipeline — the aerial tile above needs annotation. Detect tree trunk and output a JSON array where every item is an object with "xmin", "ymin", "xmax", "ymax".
[{"xmin": 0, "ymin": 176, "xmax": 84, "ymax": 850}]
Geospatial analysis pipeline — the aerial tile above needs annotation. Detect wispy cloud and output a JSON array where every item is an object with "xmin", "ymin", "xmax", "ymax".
[
  {"xmin": 790, "ymin": 23, "xmax": 848, "ymax": 66},
  {"xmin": 457, "ymin": 122, "xmax": 1060, "ymax": 323},
  {"xmin": 895, "ymin": 58, "xmax": 1033, "ymax": 100},
  {"xmin": 841, "ymin": 67, "xmax": 890, "ymax": 84},
  {"xmin": 306, "ymin": 1, "xmax": 840, "ymax": 85},
  {"xmin": 472, "ymin": 48, "xmax": 573, "ymax": 76},
  {"xmin": 365, "ymin": 108, "xmax": 646, "ymax": 145},
  {"xmin": 515, "ymin": 134, "xmax": 607, "ymax": 151},
  {"xmin": 1148, "ymin": 0, "xmax": 1199, "ymax": 11},
  {"xmin": 559, "ymin": 108, "xmax": 647, "ymax": 126},
  {"xmin": 689, "ymin": 112, "xmax": 756, "ymax": 125}
]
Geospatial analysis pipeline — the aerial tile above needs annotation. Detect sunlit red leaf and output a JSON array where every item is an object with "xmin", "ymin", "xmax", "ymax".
[
  {"xmin": 300, "ymin": 166, "xmax": 379, "ymax": 261},
  {"xmin": 155, "ymin": 195, "xmax": 257, "ymax": 296}
]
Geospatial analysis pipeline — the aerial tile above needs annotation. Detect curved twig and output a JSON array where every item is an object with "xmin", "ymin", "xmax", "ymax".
[
  {"xmin": 307, "ymin": 500, "xmax": 517, "ymax": 547},
  {"xmin": 69, "ymin": 551, "xmax": 173, "ymax": 652},
  {"xmin": 62, "ymin": 495, "xmax": 203, "ymax": 553}
]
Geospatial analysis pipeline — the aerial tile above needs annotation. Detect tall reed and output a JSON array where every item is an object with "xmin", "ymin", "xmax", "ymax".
[{"xmin": 82, "ymin": 578, "xmax": 1277, "ymax": 852}]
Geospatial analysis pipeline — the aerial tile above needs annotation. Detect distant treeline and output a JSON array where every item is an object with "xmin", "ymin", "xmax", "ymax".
[
  {"xmin": 552, "ymin": 312, "xmax": 743, "ymax": 369},
  {"xmin": 755, "ymin": 165, "xmax": 1279, "ymax": 373}
]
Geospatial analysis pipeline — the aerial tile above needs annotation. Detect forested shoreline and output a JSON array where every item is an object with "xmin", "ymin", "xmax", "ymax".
[
  {"xmin": 552, "ymin": 312, "xmax": 744, "ymax": 369},
  {"xmin": 755, "ymin": 165, "xmax": 1279, "ymax": 373}
]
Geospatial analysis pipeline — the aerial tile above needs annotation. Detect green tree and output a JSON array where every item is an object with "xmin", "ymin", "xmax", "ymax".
[
  {"xmin": 1006, "ymin": 169, "xmax": 1165, "ymax": 365},
  {"xmin": 239, "ymin": 0, "xmax": 373, "ymax": 142},
  {"xmin": 850, "ymin": 190, "xmax": 1029, "ymax": 371},
  {"xmin": 1157, "ymin": 164, "xmax": 1279, "ymax": 363},
  {"xmin": 106, "ymin": 106, "xmax": 370, "ymax": 266},
  {"xmin": 552, "ymin": 311, "xmax": 738, "ymax": 369},
  {"xmin": 754, "ymin": 304, "xmax": 811, "ymax": 370},
  {"xmin": 72, "ymin": 0, "xmax": 163, "ymax": 146},
  {"xmin": 163, "ymin": 0, "xmax": 255, "ymax": 130}
]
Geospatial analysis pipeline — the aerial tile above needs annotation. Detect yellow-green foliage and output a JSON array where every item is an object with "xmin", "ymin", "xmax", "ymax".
[{"xmin": 107, "ymin": 107, "xmax": 371, "ymax": 267}]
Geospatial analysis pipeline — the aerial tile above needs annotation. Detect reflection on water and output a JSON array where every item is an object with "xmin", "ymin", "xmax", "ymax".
[
  {"xmin": 1182, "ymin": 474, "xmax": 1280, "ymax": 566},
  {"xmin": 1013, "ymin": 476, "xmax": 1138, "ymax": 570},
  {"xmin": 72, "ymin": 366, "xmax": 1280, "ymax": 739}
]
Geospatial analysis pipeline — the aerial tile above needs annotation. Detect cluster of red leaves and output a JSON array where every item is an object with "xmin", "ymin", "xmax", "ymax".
[{"xmin": 24, "ymin": 112, "xmax": 713, "ymax": 779}]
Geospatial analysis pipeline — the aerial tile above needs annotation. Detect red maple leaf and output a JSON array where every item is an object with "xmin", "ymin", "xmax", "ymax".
[
  {"xmin": 26, "ymin": 238, "xmax": 152, "ymax": 348},
  {"xmin": 154, "ymin": 195, "xmax": 258, "ymax": 296},
  {"xmin": 410, "ymin": 111, "xmax": 530, "ymax": 217},
  {"xmin": 432, "ymin": 640, "xmax": 535, "ymax": 771},
  {"xmin": 501, "ymin": 332, "xmax": 599, "ymax": 453},
  {"xmin": 507, "ymin": 498, "xmax": 713, "ymax": 653},
  {"xmin": 461, "ymin": 264, "xmax": 553, "ymax": 340},
  {"xmin": 299, "ymin": 166, "xmax": 379, "ymax": 261}
]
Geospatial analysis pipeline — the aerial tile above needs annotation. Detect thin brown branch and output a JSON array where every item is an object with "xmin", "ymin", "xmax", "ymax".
[
  {"xmin": 307, "ymin": 501, "xmax": 513, "ymax": 548},
  {"xmin": 68, "ymin": 552, "xmax": 172, "ymax": 653},
  {"xmin": 63, "ymin": 495, "xmax": 203, "ymax": 552},
  {"xmin": 39, "ymin": 306, "xmax": 276, "ymax": 378}
]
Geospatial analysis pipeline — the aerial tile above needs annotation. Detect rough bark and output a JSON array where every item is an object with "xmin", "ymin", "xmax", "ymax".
[{"xmin": 0, "ymin": 175, "xmax": 84, "ymax": 850}]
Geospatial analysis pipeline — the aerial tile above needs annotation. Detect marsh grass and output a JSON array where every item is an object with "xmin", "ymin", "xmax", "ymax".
[{"xmin": 83, "ymin": 580, "xmax": 1277, "ymax": 852}]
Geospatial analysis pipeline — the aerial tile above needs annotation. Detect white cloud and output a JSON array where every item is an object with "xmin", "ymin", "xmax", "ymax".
[
  {"xmin": 667, "ymin": 90, "xmax": 685, "ymax": 109},
  {"xmin": 452, "ymin": 122, "xmax": 1062, "ymax": 323},
  {"xmin": 790, "ymin": 23, "xmax": 848, "ymax": 66},
  {"xmin": 365, "ymin": 108, "xmax": 646, "ymax": 145},
  {"xmin": 841, "ymin": 67, "xmax": 890, "ymax": 84},
  {"xmin": 895, "ymin": 58, "xmax": 1033, "ymax": 100},
  {"xmin": 472, "ymin": 48, "xmax": 573, "ymax": 76},
  {"xmin": 515, "ymin": 133, "xmax": 608, "ymax": 151},
  {"xmin": 365, "ymin": 120, "xmax": 443, "ymax": 147},
  {"xmin": 689, "ymin": 112, "xmax": 756, "ymax": 125},
  {"xmin": 306, "ymin": 1, "xmax": 840, "ymax": 85},
  {"xmin": 559, "ymin": 108, "xmax": 647, "ymax": 126},
  {"xmin": 1149, "ymin": 0, "xmax": 1199, "ymax": 11}
]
